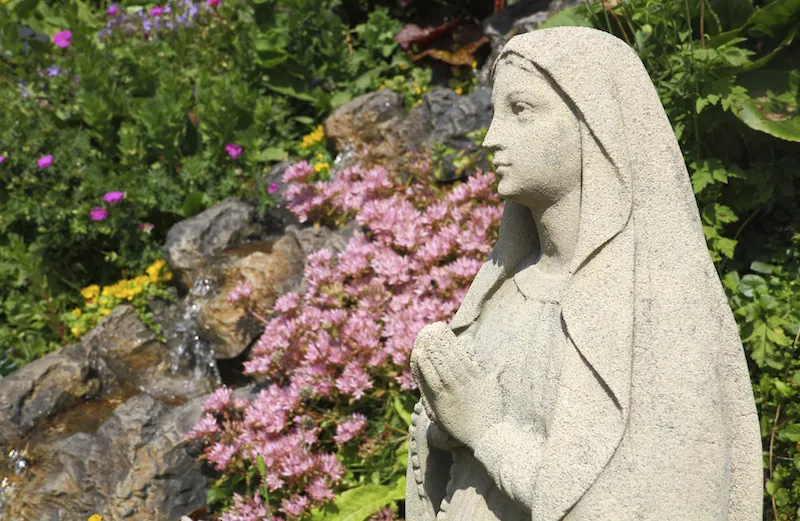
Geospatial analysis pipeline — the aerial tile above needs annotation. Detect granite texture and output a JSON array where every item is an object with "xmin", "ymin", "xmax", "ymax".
[{"xmin": 407, "ymin": 27, "xmax": 762, "ymax": 521}]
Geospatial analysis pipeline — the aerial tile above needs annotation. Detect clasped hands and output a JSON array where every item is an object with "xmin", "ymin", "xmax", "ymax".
[{"xmin": 410, "ymin": 322, "xmax": 502, "ymax": 451}]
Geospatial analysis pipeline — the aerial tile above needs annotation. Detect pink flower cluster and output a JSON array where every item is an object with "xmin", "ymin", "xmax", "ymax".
[{"xmin": 186, "ymin": 157, "xmax": 502, "ymax": 520}]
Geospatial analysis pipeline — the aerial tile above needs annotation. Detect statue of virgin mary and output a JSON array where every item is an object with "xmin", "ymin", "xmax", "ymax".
[{"xmin": 406, "ymin": 27, "xmax": 763, "ymax": 521}]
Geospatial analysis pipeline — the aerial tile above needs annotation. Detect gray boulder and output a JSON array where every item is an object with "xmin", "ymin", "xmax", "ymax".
[{"xmin": 163, "ymin": 198, "xmax": 265, "ymax": 289}]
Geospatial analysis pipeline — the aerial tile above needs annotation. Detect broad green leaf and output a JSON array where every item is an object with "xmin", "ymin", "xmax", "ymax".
[
  {"xmin": 750, "ymin": 261, "xmax": 775, "ymax": 274},
  {"xmin": 308, "ymin": 479, "xmax": 405, "ymax": 521},
  {"xmin": 181, "ymin": 191, "xmax": 205, "ymax": 218},
  {"xmin": 779, "ymin": 423, "xmax": 800, "ymax": 442},
  {"xmin": 746, "ymin": 0, "xmax": 800, "ymax": 38},
  {"xmin": 259, "ymin": 147, "xmax": 286, "ymax": 162},
  {"xmin": 331, "ymin": 91, "xmax": 353, "ymax": 109},
  {"xmin": 740, "ymin": 274, "xmax": 767, "ymax": 297},
  {"xmin": 256, "ymin": 454, "xmax": 267, "ymax": 477},
  {"xmin": 393, "ymin": 394, "xmax": 413, "ymax": 426},
  {"xmin": 538, "ymin": 5, "xmax": 594, "ymax": 29}
]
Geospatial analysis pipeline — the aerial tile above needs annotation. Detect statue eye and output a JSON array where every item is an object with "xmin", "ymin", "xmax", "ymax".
[{"xmin": 511, "ymin": 102, "xmax": 528, "ymax": 115}]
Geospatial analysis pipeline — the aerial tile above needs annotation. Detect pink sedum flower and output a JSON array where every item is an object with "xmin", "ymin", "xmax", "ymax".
[
  {"xmin": 333, "ymin": 414, "xmax": 367, "ymax": 444},
  {"xmin": 52, "ymin": 31, "xmax": 72, "ymax": 48},
  {"xmin": 225, "ymin": 143, "xmax": 243, "ymax": 159},
  {"xmin": 89, "ymin": 207, "xmax": 108, "ymax": 221},
  {"xmin": 281, "ymin": 494, "xmax": 309, "ymax": 519},
  {"xmin": 103, "ymin": 191, "xmax": 125, "ymax": 204},
  {"xmin": 227, "ymin": 280, "xmax": 252, "ymax": 304},
  {"xmin": 37, "ymin": 155, "xmax": 53, "ymax": 169}
]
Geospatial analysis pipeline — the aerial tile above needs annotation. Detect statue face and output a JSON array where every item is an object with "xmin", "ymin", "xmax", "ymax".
[{"xmin": 483, "ymin": 58, "xmax": 581, "ymax": 208}]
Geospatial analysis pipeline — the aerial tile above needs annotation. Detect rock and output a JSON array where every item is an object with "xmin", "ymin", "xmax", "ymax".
[
  {"xmin": 1, "ymin": 393, "xmax": 214, "ymax": 521},
  {"xmin": 481, "ymin": 0, "xmax": 581, "ymax": 79},
  {"xmin": 197, "ymin": 233, "xmax": 305, "ymax": 359},
  {"xmin": 262, "ymin": 160, "xmax": 301, "ymax": 232},
  {"xmin": 285, "ymin": 220, "xmax": 361, "ymax": 258},
  {"xmin": 0, "ymin": 341, "xmax": 99, "ymax": 447},
  {"xmin": 324, "ymin": 89, "xmax": 407, "ymax": 160},
  {"xmin": 163, "ymin": 199, "xmax": 266, "ymax": 288},
  {"xmin": 82, "ymin": 305, "xmax": 217, "ymax": 402},
  {"xmin": 398, "ymin": 87, "xmax": 461, "ymax": 152}
]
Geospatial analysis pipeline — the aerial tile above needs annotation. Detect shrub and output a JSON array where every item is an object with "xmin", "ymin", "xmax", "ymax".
[
  {"xmin": 0, "ymin": 0, "xmax": 425, "ymax": 373},
  {"xmin": 184, "ymin": 156, "xmax": 503, "ymax": 519}
]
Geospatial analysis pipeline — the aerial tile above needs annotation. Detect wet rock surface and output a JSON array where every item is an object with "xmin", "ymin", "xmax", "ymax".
[
  {"xmin": 0, "ymin": 386, "xmax": 259, "ymax": 521},
  {"xmin": 198, "ymin": 233, "xmax": 305, "ymax": 359},
  {"xmin": 163, "ymin": 198, "xmax": 266, "ymax": 289}
]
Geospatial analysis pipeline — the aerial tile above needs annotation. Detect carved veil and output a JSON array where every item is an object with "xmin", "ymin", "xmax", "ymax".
[{"xmin": 436, "ymin": 27, "xmax": 763, "ymax": 521}]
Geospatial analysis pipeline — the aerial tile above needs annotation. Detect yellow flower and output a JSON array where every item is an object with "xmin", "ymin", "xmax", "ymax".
[
  {"xmin": 399, "ymin": 63, "xmax": 408, "ymax": 71},
  {"xmin": 300, "ymin": 126, "xmax": 325, "ymax": 149},
  {"xmin": 100, "ymin": 308, "xmax": 111, "ymax": 316},
  {"xmin": 471, "ymin": 60, "xmax": 478, "ymax": 69},
  {"xmin": 313, "ymin": 162, "xmax": 330, "ymax": 173},
  {"xmin": 71, "ymin": 326, "xmax": 82, "ymax": 337},
  {"xmin": 81, "ymin": 285, "xmax": 100, "ymax": 300},
  {"xmin": 455, "ymin": 87, "xmax": 464, "ymax": 96},
  {"xmin": 316, "ymin": 153, "xmax": 324, "ymax": 160},
  {"xmin": 88, "ymin": 515, "xmax": 102, "ymax": 521},
  {"xmin": 71, "ymin": 308, "xmax": 82, "ymax": 318},
  {"xmin": 162, "ymin": 271, "xmax": 173, "ymax": 282},
  {"xmin": 413, "ymin": 99, "xmax": 423, "ymax": 108},
  {"xmin": 414, "ymin": 86, "xmax": 422, "ymax": 95}
]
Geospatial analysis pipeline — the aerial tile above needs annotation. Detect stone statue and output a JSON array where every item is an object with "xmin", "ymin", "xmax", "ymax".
[{"xmin": 406, "ymin": 27, "xmax": 763, "ymax": 521}]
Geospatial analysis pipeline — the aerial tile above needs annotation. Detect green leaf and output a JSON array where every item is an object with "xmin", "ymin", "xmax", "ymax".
[
  {"xmin": 538, "ymin": 5, "xmax": 594, "ymax": 29},
  {"xmin": 308, "ymin": 479, "xmax": 405, "ymax": 521},
  {"xmin": 729, "ymin": 69, "xmax": 800, "ymax": 142},
  {"xmin": 750, "ymin": 261, "xmax": 775, "ymax": 274},
  {"xmin": 746, "ymin": 0, "xmax": 800, "ymax": 38},
  {"xmin": 263, "ymin": 73, "xmax": 317, "ymax": 103},
  {"xmin": 740, "ymin": 274, "xmax": 767, "ymax": 297},
  {"xmin": 779, "ymin": 423, "xmax": 800, "ymax": 442},
  {"xmin": 259, "ymin": 147, "xmax": 286, "ymax": 162},
  {"xmin": 393, "ymin": 394, "xmax": 413, "ymax": 426},
  {"xmin": 774, "ymin": 379, "xmax": 793, "ymax": 396},
  {"xmin": 331, "ymin": 91, "xmax": 353, "ymax": 109},
  {"xmin": 256, "ymin": 454, "xmax": 267, "ymax": 477},
  {"xmin": 181, "ymin": 191, "xmax": 206, "ymax": 218}
]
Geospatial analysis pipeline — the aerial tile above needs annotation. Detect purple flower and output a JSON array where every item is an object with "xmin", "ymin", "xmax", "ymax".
[
  {"xmin": 268, "ymin": 183, "xmax": 280, "ymax": 195},
  {"xmin": 138, "ymin": 222, "xmax": 155, "ymax": 232},
  {"xmin": 208, "ymin": 0, "xmax": 221, "ymax": 6},
  {"xmin": 0, "ymin": 156, "xmax": 5, "ymax": 164},
  {"xmin": 37, "ymin": 155, "xmax": 53, "ymax": 169},
  {"xmin": 107, "ymin": 4, "xmax": 120, "ymax": 16},
  {"xmin": 90, "ymin": 207, "xmax": 108, "ymax": 221},
  {"xmin": 52, "ymin": 30, "xmax": 72, "ymax": 48},
  {"xmin": 149, "ymin": 6, "xmax": 164, "ymax": 16},
  {"xmin": 103, "ymin": 191, "xmax": 125, "ymax": 204},
  {"xmin": 225, "ymin": 143, "xmax": 242, "ymax": 160},
  {"xmin": 46, "ymin": 65, "xmax": 62, "ymax": 77}
]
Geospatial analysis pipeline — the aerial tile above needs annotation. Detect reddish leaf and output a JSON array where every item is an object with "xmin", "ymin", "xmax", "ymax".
[
  {"xmin": 393, "ymin": 18, "xmax": 463, "ymax": 51},
  {"xmin": 411, "ymin": 36, "xmax": 489, "ymax": 66},
  {"xmin": 494, "ymin": 0, "xmax": 505, "ymax": 12}
]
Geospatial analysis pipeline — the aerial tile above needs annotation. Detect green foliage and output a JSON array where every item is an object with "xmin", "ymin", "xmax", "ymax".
[
  {"xmin": 560, "ymin": 0, "xmax": 800, "ymax": 517},
  {"xmin": 0, "ymin": 0, "xmax": 428, "ymax": 373},
  {"xmin": 309, "ymin": 478, "xmax": 405, "ymax": 521}
]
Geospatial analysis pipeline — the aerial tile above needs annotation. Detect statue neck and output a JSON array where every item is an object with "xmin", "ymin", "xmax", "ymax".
[{"xmin": 525, "ymin": 188, "xmax": 581, "ymax": 275}]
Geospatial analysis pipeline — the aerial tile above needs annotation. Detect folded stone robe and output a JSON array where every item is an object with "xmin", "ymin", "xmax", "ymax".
[{"xmin": 406, "ymin": 27, "xmax": 763, "ymax": 521}]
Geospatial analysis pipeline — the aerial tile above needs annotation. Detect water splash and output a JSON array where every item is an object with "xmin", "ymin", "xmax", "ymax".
[{"xmin": 164, "ymin": 277, "xmax": 222, "ymax": 392}]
